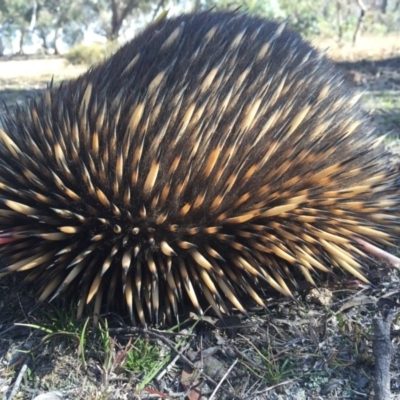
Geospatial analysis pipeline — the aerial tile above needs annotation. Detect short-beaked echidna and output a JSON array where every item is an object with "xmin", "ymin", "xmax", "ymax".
[{"xmin": 1, "ymin": 12, "xmax": 399, "ymax": 326}]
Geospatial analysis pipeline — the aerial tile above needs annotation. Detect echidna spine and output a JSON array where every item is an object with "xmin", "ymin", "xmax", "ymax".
[{"xmin": 0, "ymin": 11, "xmax": 399, "ymax": 326}]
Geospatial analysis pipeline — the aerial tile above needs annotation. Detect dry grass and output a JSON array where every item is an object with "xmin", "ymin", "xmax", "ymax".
[{"xmin": 312, "ymin": 33, "xmax": 400, "ymax": 62}]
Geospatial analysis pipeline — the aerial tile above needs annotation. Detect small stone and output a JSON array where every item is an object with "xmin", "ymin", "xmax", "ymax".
[
  {"xmin": 33, "ymin": 391, "xmax": 63, "ymax": 400},
  {"xmin": 305, "ymin": 288, "xmax": 333, "ymax": 306}
]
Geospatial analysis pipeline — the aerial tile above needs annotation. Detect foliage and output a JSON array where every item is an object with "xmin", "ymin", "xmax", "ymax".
[
  {"xmin": 124, "ymin": 339, "xmax": 161, "ymax": 375},
  {"xmin": 202, "ymin": 0, "xmax": 400, "ymax": 38},
  {"xmin": 34, "ymin": 0, "xmax": 87, "ymax": 53},
  {"xmin": 201, "ymin": 0, "xmax": 284, "ymax": 19},
  {"xmin": 279, "ymin": 0, "xmax": 333, "ymax": 36},
  {"xmin": 84, "ymin": 0, "xmax": 154, "ymax": 40},
  {"xmin": 0, "ymin": 0, "xmax": 35, "ymax": 53},
  {"xmin": 0, "ymin": 0, "xmax": 399, "ymax": 55},
  {"xmin": 64, "ymin": 41, "xmax": 120, "ymax": 65}
]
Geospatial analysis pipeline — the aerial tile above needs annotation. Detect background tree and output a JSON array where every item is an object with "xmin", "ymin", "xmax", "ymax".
[
  {"xmin": 85, "ymin": 0, "xmax": 153, "ymax": 41},
  {"xmin": 34, "ymin": 0, "xmax": 87, "ymax": 54},
  {"xmin": 0, "ymin": 0, "xmax": 399, "ymax": 56},
  {"xmin": 0, "ymin": 0, "xmax": 36, "ymax": 54}
]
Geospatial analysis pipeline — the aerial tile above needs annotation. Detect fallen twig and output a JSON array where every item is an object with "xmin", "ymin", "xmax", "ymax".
[{"xmin": 373, "ymin": 309, "xmax": 396, "ymax": 400}]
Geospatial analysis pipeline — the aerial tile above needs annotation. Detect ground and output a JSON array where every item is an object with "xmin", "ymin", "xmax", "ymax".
[{"xmin": 1, "ymin": 34, "xmax": 400, "ymax": 400}]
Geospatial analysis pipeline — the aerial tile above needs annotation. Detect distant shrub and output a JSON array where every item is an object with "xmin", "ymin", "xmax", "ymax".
[{"xmin": 64, "ymin": 42, "xmax": 120, "ymax": 66}]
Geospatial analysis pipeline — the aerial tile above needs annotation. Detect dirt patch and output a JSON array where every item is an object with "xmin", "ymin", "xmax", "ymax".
[
  {"xmin": 312, "ymin": 33, "xmax": 400, "ymax": 62},
  {"xmin": 0, "ymin": 58, "xmax": 86, "ymax": 124}
]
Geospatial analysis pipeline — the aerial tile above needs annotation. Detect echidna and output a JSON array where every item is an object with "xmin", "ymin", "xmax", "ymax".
[{"xmin": 0, "ymin": 12, "xmax": 399, "ymax": 326}]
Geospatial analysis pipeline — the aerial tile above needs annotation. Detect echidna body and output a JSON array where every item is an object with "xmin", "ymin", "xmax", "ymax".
[{"xmin": 0, "ymin": 12, "xmax": 399, "ymax": 325}]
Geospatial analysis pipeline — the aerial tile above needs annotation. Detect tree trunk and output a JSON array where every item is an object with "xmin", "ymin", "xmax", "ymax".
[
  {"xmin": 54, "ymin": 27, "xmax": 61, "ymax": 55},
  {"xmin": 39, "ymin": 29, "xmax": 49, "ymax": 54},
  {"xmin": 0, "ymin": 36, "xmax": 4, "ymax": 57},
  {"xmin": 110, "ymin": 0, "xmax": 138, "ymax": 40},
  {"xmin": 29, "ymin": 0, "xmax": 38, "ymax": 31},
  {"xmin": 352, "ymin": 0, "xmax": 367, "ymax": 46},
  {"xmin": 18, "ymin": 29, "xmax": 25, "ymax": 55},
  {"xmin": 192, "ymin": 0, "xmax": 201, "ymax": 12},
  {"xmin": 335, "ymin": 0, "xmax": 343, "ymax": 42}
]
